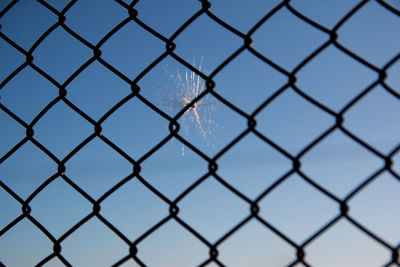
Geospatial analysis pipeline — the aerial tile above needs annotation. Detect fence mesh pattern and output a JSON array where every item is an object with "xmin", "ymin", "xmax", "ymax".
[{"xmin": 1, "ymin": 0, "xmax": 400, "ymax": 266}]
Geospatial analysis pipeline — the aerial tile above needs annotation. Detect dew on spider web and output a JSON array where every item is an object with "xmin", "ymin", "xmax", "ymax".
[{"xmin": 158, "ymin": 60, "xmax": 218, "ymax": 156}]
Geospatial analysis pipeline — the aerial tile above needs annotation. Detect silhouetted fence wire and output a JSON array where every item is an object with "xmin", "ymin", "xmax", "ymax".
[{"xmin": 0, "ymin": 0, "xmax": 400, "ymax": 266}]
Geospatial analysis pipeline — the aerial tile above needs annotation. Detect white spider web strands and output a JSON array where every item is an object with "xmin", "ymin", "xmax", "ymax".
[{"xmin": 159, "ymin": 60, "xmax": 218, "ymax": 155}]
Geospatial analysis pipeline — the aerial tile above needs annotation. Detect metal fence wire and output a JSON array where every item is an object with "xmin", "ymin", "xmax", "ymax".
[{"xmin": 1, "ymin": 0, "xmax": 400, "ymax": 266}]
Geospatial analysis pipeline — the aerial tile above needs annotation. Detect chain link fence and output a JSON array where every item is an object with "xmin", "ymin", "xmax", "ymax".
[{"xmin": 1, "ymin": 0, "xmax": 400, "ymax": 266}]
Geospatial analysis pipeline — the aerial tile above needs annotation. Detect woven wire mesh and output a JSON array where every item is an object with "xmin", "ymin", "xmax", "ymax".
[{"xmin": 1, "ymin": 0, "xmax": 400, "ymax": 266}]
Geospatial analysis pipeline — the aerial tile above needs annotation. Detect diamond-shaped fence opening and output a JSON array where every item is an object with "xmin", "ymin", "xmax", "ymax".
[
  {"xmin": 348, "ymin": 173, "xmax": 400, "ymax": 246},
  {"xmin": 173, "ymin": 14, "xmax": 244, "ymax": 71},
  {"xmin": 0, "ymin": 0, "xmax": 56, "ymax": 50},
  {"xmin": 100, "ymin": 178, "xmax": 170, "ymax": 242},
  {"xmin": 0, "ymin": 37, "xmax": 25, "ymax": 82},
  {"xmin": 100, "ymin": 20, "xmax": 166, "ymax": 80},
  {"xmin": 28, "ymin": 178, "xmax": 92, "ymax": 238},
  {"xmin": 0, "ymin": 219, "xmax": 53, "ymax": 266},
  {"xmin": 337, "ymin": 0, "xmax": 400, "ymax": 67},
  {"xmin": 33, "ymin": 101, "xmax": 93, "ymax": 159},
  {"xmin": 135, "ymin": 0, "xmax": 200, "ymax": 37},
  {"xmin": 31, "ymin": 26, "xmax": 94, "ymax": 83},
  {"xmin": 289, "ymin": 0, "xmax": 361, "ymax": 29},
  {"xmin": 252, "ymin": 6, "xmax": 329, "ymax": 71},
  {"xmin": 66, "ymin": 61, "xmax": 131, "ymax": 120},
  {"xmin": 60, "ymin": 218, "xmax": 130, "ymax": 266},
  {"xmin": 217, "ymin": 219, "xmax": 296, "ymax": 266},
  {"xmin": 136, "ymin": 220, "xmax": 209, "ymax": 266},
  {"xmin": 65, "ymin": 137, "xmax": 133, "ymax": 198},
  {"xmin": 210, "ymin": 0, "xmax": 283, "ymax": 33},
  {"xmin": 258, "ymin": 173, "xmax": 338, "ymax": 244},
  {"xmin": 214, "ymin": 50, "xmax": 287, "ymax": 114},
  {"xmin": 0, "ymin": 141, "xmax": 57, "ymax": 199},
  {"xmin": 0, "ymin": 67, "xmax": 58, "ymax": 122},
  {"xmin": 301, "ymin": 130, "xmax": 383, "ymax": 198},
  {"xmin": 343, "ymin": 85, "xmax": 400, "ymax": 154},
  {"xmin": 295, "ymin": 45, "xmax": 377, "ymax": 112},
  {"xmin": 255, "ymin": 89, "xmax": 335, "ymax": 155},
  {"xmin": 217, "ymin": 133, "xmax": 292, "ymax": 199},
  {"xmin": 305, "ymin": 219, "xmax": 391, "ymax": 267},
  {"xmin": 140, "ymin": 138, "xmax": 208, "ymax": 199},
  {"xmin": 0, "ymin": 0, "xmax": 399, "ymax": 266},
  {"xmin": 64, "ymin": 0, "xmax": 127, "ymax": 44}
]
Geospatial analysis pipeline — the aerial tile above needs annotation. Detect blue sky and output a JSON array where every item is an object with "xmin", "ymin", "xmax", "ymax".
[{"xmin": 1, "ymin": 0, "xmax": 400, "ymax": 266}]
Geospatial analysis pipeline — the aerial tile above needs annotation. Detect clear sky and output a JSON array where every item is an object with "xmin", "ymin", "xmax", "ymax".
[{"xmin": 1, "ymin": 0, "xmax": 400, "ymax": 266}]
